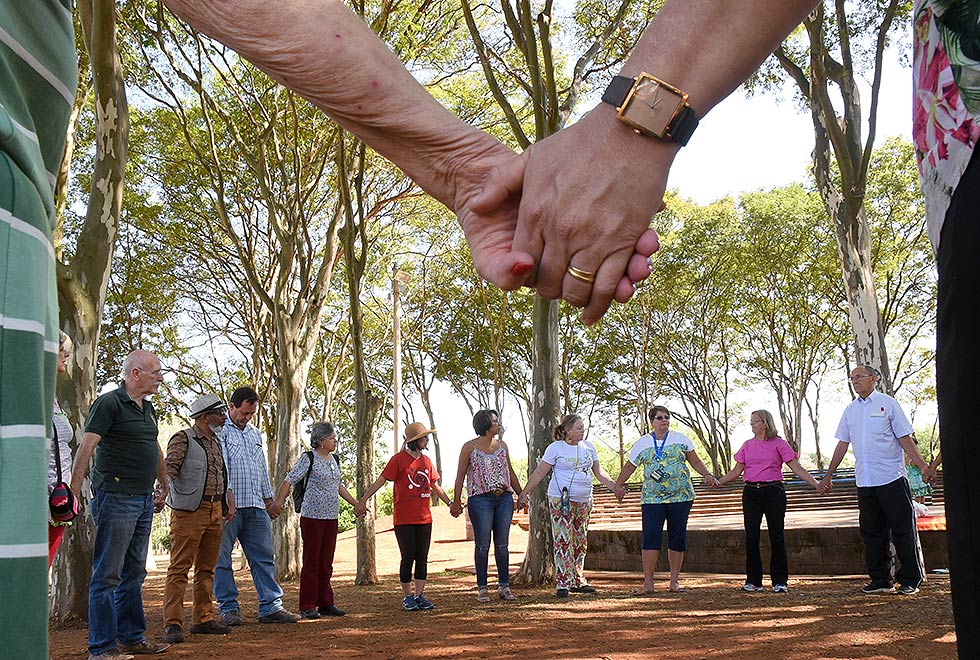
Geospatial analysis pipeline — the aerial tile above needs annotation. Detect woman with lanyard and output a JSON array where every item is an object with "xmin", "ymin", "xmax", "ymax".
[
  {"xmin": 518, "ymin": 414, "xmax": 618, "ymax": 598},
  {"xmin": 614, "ymin": 405, "xmax": 719, "ymax": 594},
  {"xmin": 717, "ymin": 409, "xmax": 820, "ymax": 593},
  {"xmin": 450, "ymin": 409, "xmax": 524, "ymax": 603}
]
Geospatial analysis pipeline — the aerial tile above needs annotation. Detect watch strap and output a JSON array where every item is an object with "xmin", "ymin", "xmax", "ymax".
[{"xmin": 601, "ymin": 75, "xmax": 699, "ymax": 146}]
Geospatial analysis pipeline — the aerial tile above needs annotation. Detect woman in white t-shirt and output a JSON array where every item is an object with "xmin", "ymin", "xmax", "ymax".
[{"xmin": 517, "ymin": 414, "xmax": 617, "ymax": 598}]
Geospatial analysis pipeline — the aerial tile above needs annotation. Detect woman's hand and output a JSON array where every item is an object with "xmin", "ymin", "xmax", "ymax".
[
  {"xmin": 450, "ymin": 501, "xmax": 464, "ymax": 518},
  {"xmin": 516, "ymin": 491, "xmax": 530, "ymax": 511}
]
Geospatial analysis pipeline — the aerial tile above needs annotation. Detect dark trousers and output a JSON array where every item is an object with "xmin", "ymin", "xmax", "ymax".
[
  {"xmin": 937, "ymin": 147, "xmax": 980, "ymax": 660},
  {"xmin": 394, "ymin": 523, "xmax": 432, "ymax": 583},
  {"xmin": 299, "ymin": 517, "xmax": 338, "ymax": 611},
  {"xmin": 856, "ymin": 478, "xmax": 922, "ymax": 588},
  {"xmin": 742, "ymin": 484, "xmax": 787, "ymax": 586}
]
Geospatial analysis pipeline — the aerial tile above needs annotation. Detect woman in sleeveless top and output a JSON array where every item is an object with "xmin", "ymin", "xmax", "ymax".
[{"xmin": 450, "ymin": 410, "xmax": 524, "ymax": 602}]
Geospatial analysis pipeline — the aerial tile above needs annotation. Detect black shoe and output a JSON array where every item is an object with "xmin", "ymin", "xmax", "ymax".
[
  {"xmin": 258, "ymin": 609, "xmax": 301, "ymax": 623},
  {"xmin": 860, "ymin": 580, "xmax": 895, "ymax": 594},
  {"xmin": 300, "ymin": 609, "xmax": 321, "ymax": 620},
  {"xmin": 556, "ymin": 588, "xmax": 569, "ymax": 598},
  {"xmin": 189, "ymin": 620, "xmax": 232, "ymax": 635},
  {"xmin": 896, "ymin": 584, "xmax": 920, "ymax": 595},
  {"xmin": 318, "ymin": 605, "xmax": 346, "ymax": 617},
  {"xmin": 162, "ymin": 625, "xmax": 184, "ymax": 644},
  {"xmin": 569, "ymin": 585, "xmax": 596, "ymax": 594},
  {"xmin": 221, "ymin": 610, "xmax": 242, "ymax": 626}
]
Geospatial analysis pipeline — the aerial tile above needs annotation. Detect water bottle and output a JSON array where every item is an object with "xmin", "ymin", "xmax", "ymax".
[{"xmin": 560, "ymin": 487, "xmax": 571, "ymax": 516}]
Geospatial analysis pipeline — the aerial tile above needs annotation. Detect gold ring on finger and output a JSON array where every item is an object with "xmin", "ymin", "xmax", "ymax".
[{"xmin": 567, "ymin": 266, "xmax": 596, "ymax": 284}]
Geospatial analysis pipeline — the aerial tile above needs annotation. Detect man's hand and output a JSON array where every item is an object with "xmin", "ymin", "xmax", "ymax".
[
  {"xmin": 266, "ymin": 498, "xmax": 282, "ymax": 519},
  {"xmin": 477, "ymin": 105, "xmax": 669, "ymax": 324},
  {"xmin": 224, "ymin": 501, "xmax": 237, "ymax": 523},
  {"xmin": 154, "ymin": 483, "xmax": 168, "ymax": 513},
  {"xmin": 818, "ymin": 475, "xmax": 833, "ymax": 495}
]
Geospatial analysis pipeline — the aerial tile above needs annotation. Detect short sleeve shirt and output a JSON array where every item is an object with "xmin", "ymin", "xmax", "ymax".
[
  {"xmin": 542, "ymin": 440, "xmax": 598, "ymax": 503},
  {"xmin": 835, "ymin": 391, "xmax": 914, "ymax": 487},
  {"xmin": 284, "ymin": 451, "xmax": 343, "ymax": 520},
  {"xmin": 628, "ymin": 432, "xmax": 696, "ymax": 504},
  {"xmin": 381, "ymin": 451, "xmax": 439, "ymax": 526},
  {"xmin": 734, "ymin": 437, "xmax": 797, "ymax": 483},
  {"xmin": 84, "ymin": 382, "xmax": 160, "ymax": 494}
]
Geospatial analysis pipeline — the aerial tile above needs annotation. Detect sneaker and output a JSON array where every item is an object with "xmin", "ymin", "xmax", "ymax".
[
  {"xmin": 772, "ymin": 584, "xmax": 789, "ymax": 593},
  {"xmin": 162, "ymin": 624, "xmax": 184, "ymax": 644},
  {"xmin": 318, "ymin": 605, "xmax": 346, "ymax": 617},
  {"xmin": 861, "ymin": 581, "xmax": 896, "ymax": 594},
  {"xmin": 189, "ymin": 620, "xmax": 232, "ymax": 634},
  {"xmin": 90, "ymin": 653, "xmax": 135, "ymax": 660},
  {"xmin": 896, "ymin": 584, "xmax": 920, "ymax": 595},
  {"xmin": 556, "ymin": 588, "xmax": 569, "ymax": 598},
  {"xmin": 117, "ymin": 640, "xmax": 170, "ymax": 654},
  {"xmin": 741, "ymin": 583, "xmax": 764, "ymax": 592},
  {"xmin": 414, "ymin": 593, "xmax": 434, "ymax": 610},
  {"xmin": 258, "ymin": 608, "xmax": 300, "ymax": 623},
  {"xmin": 402, "ymin": 595, "xmax": 419, "ymax": 611},
  {"xmin": 569, "ymin": 584, "xmax": 597, "ymax": 594},
  {"xmin": 221, "ymin": 610, "xmax": 242, "ymax": 626},
  {"xmin": 300, "ymin": 609, "xmax": 321, "ymax": 620}
]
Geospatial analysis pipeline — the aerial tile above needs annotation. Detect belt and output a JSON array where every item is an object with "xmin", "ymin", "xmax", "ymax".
[
  {"xmin": 201, "ymin": 493, "xmax": 224, "ymax": 502},
  {"xmin": 744, "ymin": 481, "xmax": 783, "ymax": 488},
  {"xmin": 490, "ymin": 487, "xmax": 507, "ymax": 496}
]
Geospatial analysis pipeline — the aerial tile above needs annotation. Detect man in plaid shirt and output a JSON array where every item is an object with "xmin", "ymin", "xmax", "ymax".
[{"xmin": 213, "ymin": 386, "xmax": 299, "ymax": 624}]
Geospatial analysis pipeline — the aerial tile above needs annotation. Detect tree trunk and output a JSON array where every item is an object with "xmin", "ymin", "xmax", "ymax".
[
  {"xmin": 271, "ymin": 356, "xmax": 309, "ymax": 579},
  {"xmin": 513, "ymin": 296, "xmax": 559, "ymax": 584},
  {"xmin": 51, "ymin": 0, "xmax": 128, "ymax": 622}
]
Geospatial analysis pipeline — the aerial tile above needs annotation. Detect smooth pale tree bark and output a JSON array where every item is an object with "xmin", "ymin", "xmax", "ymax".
[
  {"xmin": 771, "ymin": 0, "xmax": 905, "ymax": 392},
  {"xmin": 461, "ymin": 0, "xmax": 637, "ymax": 583},
  {"xmin": 51, "ymin": 0, "xmax": 128, "ymax": 622}
]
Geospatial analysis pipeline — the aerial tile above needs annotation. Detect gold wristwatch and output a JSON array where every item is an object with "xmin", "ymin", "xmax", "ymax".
[{"xmin": 601, "ymin": 73, "xmax": 699, "ymax": 145}]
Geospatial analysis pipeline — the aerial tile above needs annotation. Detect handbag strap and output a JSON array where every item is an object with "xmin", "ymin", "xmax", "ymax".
[{"xmin": 52, "ymin": 422, "xmax": 63, "ymax": 482}]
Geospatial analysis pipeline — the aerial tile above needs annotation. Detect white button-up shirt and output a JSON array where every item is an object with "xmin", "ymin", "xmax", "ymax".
[
  {"xmin": 220, "ymin": 418, "xmax": 274, "ymax": 508},
  {"xmin": 834, "ymin": 390, "xmax": 914, "ymax": 487}
]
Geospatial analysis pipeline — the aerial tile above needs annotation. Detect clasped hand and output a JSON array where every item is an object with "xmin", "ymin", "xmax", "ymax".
[{"xmin": 454, "ymin": 107, "xmax": 671, "ymax": 325}]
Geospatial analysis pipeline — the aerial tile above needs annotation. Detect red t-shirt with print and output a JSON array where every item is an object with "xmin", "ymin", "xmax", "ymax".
[{"xmin": 381, "ymin": 450, "xmax": 440, "ymax": 525}]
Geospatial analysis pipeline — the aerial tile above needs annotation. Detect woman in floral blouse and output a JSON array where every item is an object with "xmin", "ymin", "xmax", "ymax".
[{"xmin": 274, "ymin": 422, "xmax": 357, "ymax": 619}]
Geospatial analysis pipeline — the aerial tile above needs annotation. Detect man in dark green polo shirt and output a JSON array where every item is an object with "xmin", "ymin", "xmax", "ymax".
[{"xmin": 70, "ymin": 350, "xmax": 170, "ymax": 660}]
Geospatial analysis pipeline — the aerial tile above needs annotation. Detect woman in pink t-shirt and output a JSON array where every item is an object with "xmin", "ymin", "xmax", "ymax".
[{"xmin": 718, "ymin": 409, "xmax": 819, "ymax": 593}]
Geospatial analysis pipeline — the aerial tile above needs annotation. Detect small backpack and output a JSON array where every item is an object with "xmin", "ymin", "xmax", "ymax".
[{"xmin": 291, "ymin": 451, "xmax": 315, "ymax": 513}]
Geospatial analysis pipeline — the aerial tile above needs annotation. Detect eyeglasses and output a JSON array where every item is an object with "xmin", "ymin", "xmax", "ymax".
[
  {"xmin": 653, "ymin": 415, "xmax": 670, "ymax": 421},
  {"xmin": 750, "ymin": 419, "xmax": 764, "ymax": 425},
  {"xmin": 848, "ymin": 374, "xmax": 873, "ymax": 382}
]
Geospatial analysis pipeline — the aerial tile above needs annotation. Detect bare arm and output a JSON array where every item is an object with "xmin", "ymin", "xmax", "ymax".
[
  {"xmin": 273, "ymin": 480, "xmax": 291, "ymax": 509},
  {"xmin": 686, "ymin": 451, "xmax": 719, "ymax": 486},
  {"xmin": 450, "ymin": 442, "xmax": 473, "ymax": 516},
  {"xmin": 591, "ymin": 460, "xmax": 617, "ymax": 492},
  {"xmin": 718, "ymin": 462, "xmax": 745, "ymax": 486},
  {"xmin": 431, "ymin": 482, "xmax": 452, "ymax": 507},
  {"xmin": 494, "ymin": 0, "xmax": 820, "ymax": 323},
  {"xmin": 354, "ymin": 473, "xmax": 390, "ymax": 515},
  {"xmin": 69, "ymin": 431, "xmax": 101, "ymax": 501},
  {"xmin": 163, "ymin": 0, "xmax": 534, "ymax": 290},
  {"xmin": 502, "ymin": 440, "xmax": 523, "ymax": 495},
  {"xmin": 819, "ymin": 441, "xmax": 850, "ymax": 493},
  {"xmin": 897, "ymin": 435, "xmax": 929, "ymax": 472},
  {"xmin": 516, "ymin": 460, "xmax": 554, "ymax": 509},
  {"xmin": 154, "ymin": 447, "xmax": 168, "ymax": 511},
  {"xmin": 785, "ymin": 458, "xmax": 820, "ymax": 489}
]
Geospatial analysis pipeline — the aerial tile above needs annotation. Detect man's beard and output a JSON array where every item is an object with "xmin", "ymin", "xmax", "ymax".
[{"xmin": 209, "ymin": 424, "xmax": 223, "ymax": 435}]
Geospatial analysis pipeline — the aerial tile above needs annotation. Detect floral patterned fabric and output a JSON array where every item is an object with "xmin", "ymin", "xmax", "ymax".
[
  {"xmin": 628, "ymin": 432, "xmax": 697, "ymax": 504},
  {"xmin": 914, "ymin": 0, "xmax": 980, "ymax": 249},
  {"xmin": 548, "ymin": 495, "xmax": 592, "ymax": 590}
]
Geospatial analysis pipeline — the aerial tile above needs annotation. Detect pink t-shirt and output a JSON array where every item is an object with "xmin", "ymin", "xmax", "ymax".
[{"xmin": 734, "ymin": 437, "xmax": 797, "ymax": 483}]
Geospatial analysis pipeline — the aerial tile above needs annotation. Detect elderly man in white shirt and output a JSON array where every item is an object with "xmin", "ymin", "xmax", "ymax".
[{"xmin": 819, "ymin": 365, "xmax": 931, "ymax": 596}]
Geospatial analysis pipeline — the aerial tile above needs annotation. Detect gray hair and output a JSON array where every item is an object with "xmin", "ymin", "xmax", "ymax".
[
  {"xmin": 856, "ymin": 364, "xmax": 880, "ymax": 379},
  {"xmin": 310, "ymin": 422, "xmax": 335, "ymax": 449}
]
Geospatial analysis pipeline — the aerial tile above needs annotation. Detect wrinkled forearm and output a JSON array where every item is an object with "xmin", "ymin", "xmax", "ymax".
[{"xmin": 164, "ymin": 0, "xmax": 493, "ymax": 207}]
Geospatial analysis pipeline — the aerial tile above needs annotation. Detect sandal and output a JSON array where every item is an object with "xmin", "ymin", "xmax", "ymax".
[
  {"xmin": 498, "ymin": 586, "xmax": 517, "ymax": 601},
  {"xmin": 476, "ymin": 588, "xmax": 491, "ymax": 603}
]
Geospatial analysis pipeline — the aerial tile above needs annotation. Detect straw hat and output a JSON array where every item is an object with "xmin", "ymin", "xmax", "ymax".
[{"xmin": 403, "ymin": 421, "xmax": 436, "ymax": 444}]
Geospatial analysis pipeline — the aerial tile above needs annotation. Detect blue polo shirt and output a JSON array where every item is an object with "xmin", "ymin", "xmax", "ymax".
[
  {"xmin": 85, "ymin": 382, "xmax": 160, "ymax": 494},
  {"xmin": 834, "ymin": 390, "xmax": 914, "ymax": 488}
]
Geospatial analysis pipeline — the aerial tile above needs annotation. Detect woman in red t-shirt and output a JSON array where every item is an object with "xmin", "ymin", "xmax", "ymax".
[{"xmin": 357, "ymin": 422, "xmax": 452, "ymax": 611}]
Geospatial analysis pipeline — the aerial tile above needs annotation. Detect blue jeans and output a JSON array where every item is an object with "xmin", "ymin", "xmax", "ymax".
[
  {"xmin": 468, "ymin": 492, "xmax": 514, "ymax": 588},
  {"xmin": 88, "ymin": 491, "xmax": 154, "ymax": 655},
  {"xmin": 213, "ymin": 506, "xmax": 284, "ymax": 617}
]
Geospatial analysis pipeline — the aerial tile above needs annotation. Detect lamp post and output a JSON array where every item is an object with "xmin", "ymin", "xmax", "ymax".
[{"xmin": 392, "ymin": 264, "xmax": 411, "ymax": 455}]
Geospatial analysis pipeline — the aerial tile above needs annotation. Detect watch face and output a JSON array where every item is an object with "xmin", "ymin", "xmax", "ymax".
[{"xmin": 621, "ymin": 77, "xmax": 685, "ymax": 138}]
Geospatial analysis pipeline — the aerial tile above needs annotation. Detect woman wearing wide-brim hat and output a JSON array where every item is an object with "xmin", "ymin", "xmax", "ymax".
[{"xmin": 357, "ymin": 421, "xmax": 452, "ymax": 612}]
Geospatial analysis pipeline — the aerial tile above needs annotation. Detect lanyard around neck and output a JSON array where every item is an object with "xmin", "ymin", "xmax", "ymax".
[{"xmin": 653, "ymin": 431, "xmax": 669, "ymax": 461}]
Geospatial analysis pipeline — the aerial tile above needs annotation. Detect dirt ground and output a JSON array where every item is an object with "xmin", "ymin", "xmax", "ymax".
[{"xmin": 50, "ymin": 506, "xmax": 956, "ymax": 660}]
